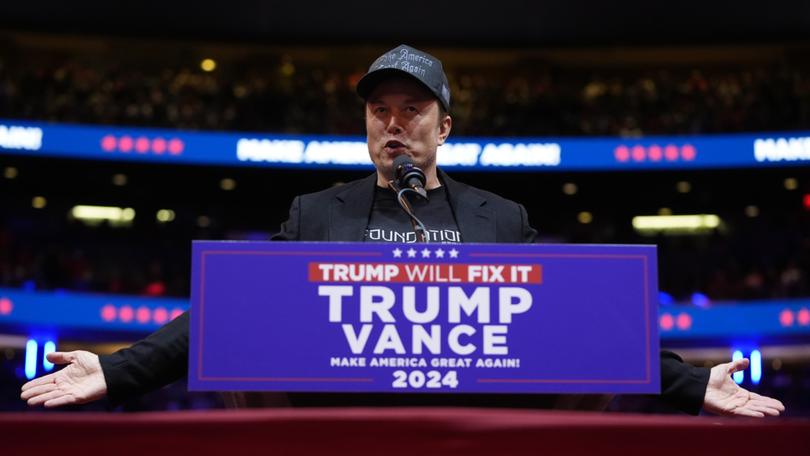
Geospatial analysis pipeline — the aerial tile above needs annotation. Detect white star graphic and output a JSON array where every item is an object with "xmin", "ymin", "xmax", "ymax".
[
  {"xmin": 421, "ymin": 248, "xmax": 432, "ymax": 258},
  {"xmin": 449, "ymin": 248, "xmax": 459, "ymax": 258},
  {"xmin": 435, "ymin": 248, "xmax": 445, "ymax": 258},
  {"xmin": 406, "ymin": 248, "xmax": 417, "ymax": 258},
  {"xmin": 392, "ymin": 248, "xmax": 402, "ymax": 258}
]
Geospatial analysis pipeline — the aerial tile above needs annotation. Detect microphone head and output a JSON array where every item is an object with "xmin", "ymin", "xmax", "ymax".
[
  {"xmin": 392, "ymin": 154, "xmax": 414, "ymax": 178},
  {"xmin": 392, "ymin": 155, "xmax": 427, "ymax": 199}
]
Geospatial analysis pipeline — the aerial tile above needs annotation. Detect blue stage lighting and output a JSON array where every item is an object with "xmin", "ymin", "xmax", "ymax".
[
  {"xmin": 750, "ymin": 349, "xmax": 762, "ymax": 384},
  {"xmin": 658, "ymin": 291, "xmax": 674, "ymax": 306},
  {"xmin": 43, "ymin": 341, "xmax": 56, "ymax": 371},
  {"xmin": 732, "ymin": 350, "xmax": 744, "ymax": 384},
  {"xmin": 691, "ymin": 292, "xmax": 710, "ymax": 308},
  {"xmin": 25, "ymin": 339, "xmax": 38, "ymax": 380}
]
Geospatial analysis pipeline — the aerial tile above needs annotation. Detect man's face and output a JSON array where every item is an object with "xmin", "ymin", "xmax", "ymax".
[{"xmin": 365, "ymin": 77, "xmax": 451, "ymax": 183}]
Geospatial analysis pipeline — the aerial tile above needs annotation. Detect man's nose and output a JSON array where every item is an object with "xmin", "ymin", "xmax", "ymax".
[{"xmin": 386, "ymin": 114, "xmax": 404, "ymax": 134}]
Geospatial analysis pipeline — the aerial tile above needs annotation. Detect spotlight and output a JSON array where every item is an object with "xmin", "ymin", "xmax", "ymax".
[
  {"xmin": 577, "ymin": 211, "xmax": 592, "ymax": 224},
  {"xmin": 200, "ymin": 58, "xmax": 217, "ymax": 72},
  {"xmin": 562, "ymin": 183, "xmax": 577, "ymax": 195},
  {"xmin": 220, "ymin": 178, "xmax": 236, "ymax": 191},
  {"xmin": 112, "ymin": 174, "xmax": 128, "ymax": 186}
]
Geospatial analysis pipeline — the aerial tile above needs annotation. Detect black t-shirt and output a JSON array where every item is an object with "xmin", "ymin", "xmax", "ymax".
[{"xmin": 364, "ymin": 185, "xmax": 462, "ymax": 243}]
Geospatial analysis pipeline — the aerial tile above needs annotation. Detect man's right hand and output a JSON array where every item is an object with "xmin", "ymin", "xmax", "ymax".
[{"xmin": 20, "ymin": 350, "xmax": 108, "ymax": 407}]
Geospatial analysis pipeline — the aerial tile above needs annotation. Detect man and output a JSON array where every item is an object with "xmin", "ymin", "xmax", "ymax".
[{"xmin": 21, "ymin": 45, "xmax": 784, "ymax": 417}]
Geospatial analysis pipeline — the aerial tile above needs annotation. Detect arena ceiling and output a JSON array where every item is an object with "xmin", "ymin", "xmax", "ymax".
[{"xmin": 0, "ymin": 0, "xmax": 809, "ymax": 46}]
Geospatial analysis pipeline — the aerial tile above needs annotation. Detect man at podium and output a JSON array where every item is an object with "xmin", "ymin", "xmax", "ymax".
[{"xmin": 21, "ymin": 45, "xmax": 784, "ymax": 418}]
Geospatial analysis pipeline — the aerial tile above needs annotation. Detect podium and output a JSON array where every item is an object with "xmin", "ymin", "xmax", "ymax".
[{"xmin": 189, "ymin": 241, "xmax": 660, "ymax": 396}]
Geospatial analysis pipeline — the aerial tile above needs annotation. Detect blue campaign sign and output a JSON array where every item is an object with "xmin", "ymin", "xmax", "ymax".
[
  {"xmin": 2, "ymin": 117, "xmax": 810, "ymax": 171},
  {"xmin": 188, "ymin": 242, "xmax": 660, "ymax": 394}
]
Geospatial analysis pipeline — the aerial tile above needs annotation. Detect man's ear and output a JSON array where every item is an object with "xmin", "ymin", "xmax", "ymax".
[{"xmin": 437, "ymin": 115, "xmax": 452, "ymax": 145}]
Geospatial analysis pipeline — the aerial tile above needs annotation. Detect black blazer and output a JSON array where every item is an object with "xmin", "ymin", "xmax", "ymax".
[
  {"xmin": 100, "ymin": 171, "xmax": 708, "ymax": 413},
  {"xmin": 273, "ymin": 170, "xmax": 537, "ymax": 243}
]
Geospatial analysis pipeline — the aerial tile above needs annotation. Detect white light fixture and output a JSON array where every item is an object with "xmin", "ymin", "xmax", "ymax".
[
  {"xmin": 632, "ymin": 214, "xmax": 721, "ymax": 235},
  {"xmin": 70, "ymin": 205, "xmax": 135, "ymax": 227},
  {"xmin": 156, "ymin": 209, "xmax": 176, "ymax": 223}
]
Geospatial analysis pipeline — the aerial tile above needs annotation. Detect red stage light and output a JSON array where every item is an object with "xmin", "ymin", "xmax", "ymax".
[
  {"xmin": 118, "ymin": 136, "xmax": 133, "ymax": 153},
  {"xmin": 170, "ymin": 308, "xmax": 184, "ymax": 320},
  {"xmin": 664, "ymin": 144, "xmax": 679, "ymax": 161},
  {"xmin": 648, "ymin": 144, "xmax": 662, "ymax": 161},
  {"xmin": 631, "ymin": 145, "xmax": 646, "ymax": 161},
  {"xmin": 119, "ymin": 305, "xmax": 134, "ymax": 323},
  {"xmin": 153, "ymin": 307, "xmax": 169, "ymax": 324},
  {"xmin": 100, "ymin": 304, "xmax": 116, "ymax": 322},
  {"xmin": 0, "ymin": 297, "xmax": 12, "ymax": 315},
  {"xmin": 152, "ymin": 137, "xmax": 167, "ymax": 154},
  {"xmin": 168, "ymin": 138, "xmax": 184, "ymax": 155},
  {"xmin": 135, "ymin": 137, "xmax": 150, "ymax": 154},
  {"xmin": 676, "ymin": 313, "xmax": 692, "ymax": 330},
  {"xmin": 136, "ymin": 306, "xmax": 151, "ymax": 324},
  {"xmin": 798, "ymin": 308, "xmax": 810, "ymax": 326},
  {"xmin": 101, "ymin": 135, "xmax": 117, "ymax": 152},
  {"xmin": 145, "ymin": 281, "xmax": 166, "ymax": 297},
  {"xmin": 614, "ymin": 145, "xmax": 630, "ymax": 162},
  {"xmin": 660, "ymin": 313, "xmax": 674, "ymax": 331},
  {"xmin": 680, "ymin": 144, "xmax": 696, "ymax": 161},
  {"xmin": 779, "ymin": 309, "xmax": 794, "ymax": 327},
  {"xmin": 803, "ymin": 194, "xmax": 810, "ymax": 210}
]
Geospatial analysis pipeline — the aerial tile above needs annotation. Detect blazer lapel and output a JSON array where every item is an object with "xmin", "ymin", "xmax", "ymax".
[
  {"xmin": 440, "ymin": 170, "xmax": 495, "ymax": 243},
  {"xmin": 328, "ymin": 173, "xmax": 378, "ymax": 241}
]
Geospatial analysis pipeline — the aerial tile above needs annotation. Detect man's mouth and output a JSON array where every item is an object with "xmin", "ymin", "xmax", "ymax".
[{"xmin": 384, "ymin": 140, "xmax": 407, "ymax": 154}]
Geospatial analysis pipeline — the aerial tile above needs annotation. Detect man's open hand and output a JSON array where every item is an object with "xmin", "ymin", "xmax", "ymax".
[
  {"xmin": 703, "ymin": 358, "xmax": 785, "ymax": 417},
  {"xmin": 20, "ymin": 350, "xmax": 108, "ymax": 407}
]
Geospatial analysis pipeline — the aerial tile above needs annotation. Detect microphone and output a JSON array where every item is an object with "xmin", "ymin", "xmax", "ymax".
[{"xmin": 393, "ymin": 155, "xmax": 428, "ymax": 200}]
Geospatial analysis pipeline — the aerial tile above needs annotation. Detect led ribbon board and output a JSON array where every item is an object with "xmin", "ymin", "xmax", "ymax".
[
  {"xmin": 2, "ymin": 118, "xmax": 810, "ymax": 171},
  {"xmin": 189, "ymin": 242, "xmax": 660, "ymax": 394}
]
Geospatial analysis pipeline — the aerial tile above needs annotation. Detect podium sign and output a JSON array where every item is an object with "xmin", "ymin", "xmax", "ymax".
[{"xmin": 189, "ymin": 242, "xmax": 659, "ymax": 394}]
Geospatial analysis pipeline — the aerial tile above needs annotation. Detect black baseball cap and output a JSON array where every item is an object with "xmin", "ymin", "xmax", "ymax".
[{"xmin": 356, "ymin": 44, "xmax": 451, "ymax": 111}]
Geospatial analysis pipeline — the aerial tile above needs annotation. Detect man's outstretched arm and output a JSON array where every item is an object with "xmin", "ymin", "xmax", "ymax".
[
  {"xmin": 20, "ymin": 350, "xmax": 107, "ymax": 407},
  {"xmin": 703, "ymin": 357, "xmax": 785, "ymax": 417},
  {"xmin": 21, "ymin": 311, "xmax": 190, "ymax": 407},
  {"xmin": 661, "ymin": 351, "xmax": 784, "ymax": 416}
]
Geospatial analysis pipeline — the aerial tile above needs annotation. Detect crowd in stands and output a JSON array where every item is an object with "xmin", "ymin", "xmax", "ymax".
[
  {"xmin": 0, "ymin": 221, "xmax": 189, "ymax": 297},
  {"xmin": 1, "ymin": 50, "xmax": 810, "ymax": 137}
]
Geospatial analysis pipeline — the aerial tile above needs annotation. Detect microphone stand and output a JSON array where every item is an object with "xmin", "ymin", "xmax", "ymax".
[{"xmin": 387, "ymin": 180, "xmax": 428, "ymax": 243}]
